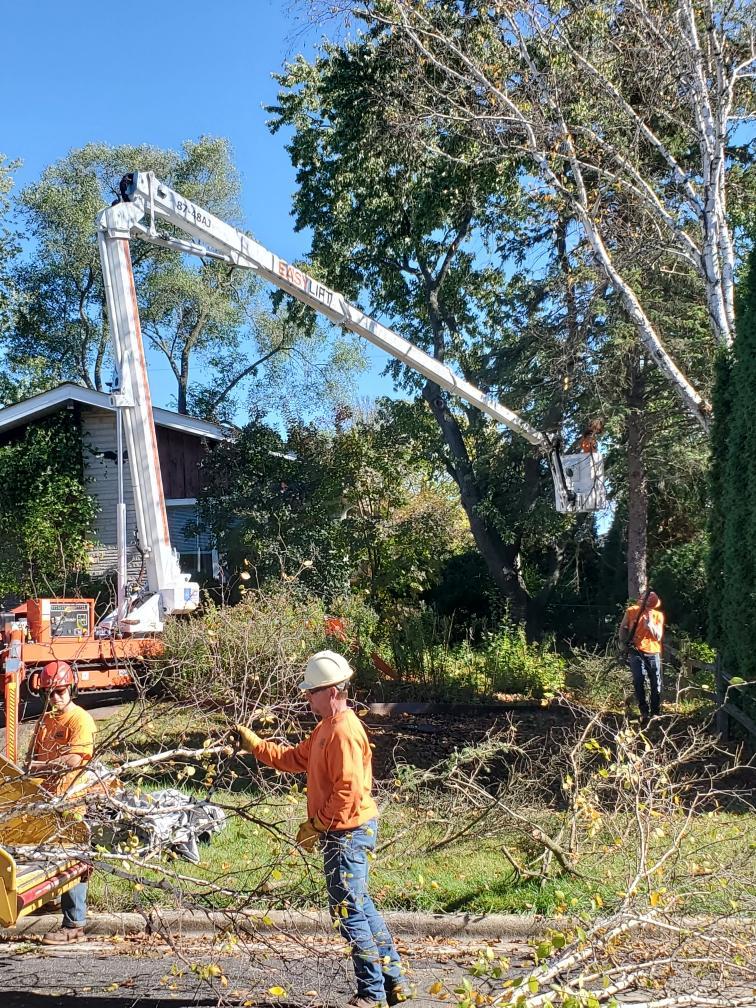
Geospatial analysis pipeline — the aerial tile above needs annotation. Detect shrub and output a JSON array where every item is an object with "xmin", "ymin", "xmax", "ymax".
[
  {"xmin": 475, "ymin": 624, "xmax": 567, "ymax": 698},
  {"xmin": 0, "ymin": 413, "xmax": 98, "ymax": 602},
  {"xmin": 566, "ymin": 648, "xmax": 630, "ymax": 709},
  {"xmin": 381, "ymin": 609, "xmax": 566, "ymax": 699},
  {"xmin": 155, "ymin": 583, "xmax": 381, "ymax": 707}
]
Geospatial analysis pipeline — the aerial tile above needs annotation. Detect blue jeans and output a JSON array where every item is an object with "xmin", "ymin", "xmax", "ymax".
[
  {"xmin": 629, "ymin": 651, "xmax": 662, "ymax": 717},
  {"xmin": 61, "ymin": 881, "xmax": 88, "ymax": 928},
  {"xmin": 323, "ymin": 819, "xmax": 404, "ymax": 1001}
]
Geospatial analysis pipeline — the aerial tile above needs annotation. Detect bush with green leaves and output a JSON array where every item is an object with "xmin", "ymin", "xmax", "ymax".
[
  {"xmin": 0, "ymin": 412, "xmax": 98, "ymax": 602},
  {"xmin": 565, "ymin": 649, "xmax": 630, "ymax": 709},
  {"xmin": 154, "ymin": 583, "xmax": 382, "ymax": 709},
  {"xmin": 382, "ymin": 608, "xmax": 566, "ymax": 699},
  {"xmin": 474, "ymin": 623, "xmax": 567, "ymax": 697}
]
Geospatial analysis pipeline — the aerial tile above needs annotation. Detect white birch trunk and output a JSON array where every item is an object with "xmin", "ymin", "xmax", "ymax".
[{"xmin": 386, "ymin": 0, "xmax": 755, "ymax": 424}]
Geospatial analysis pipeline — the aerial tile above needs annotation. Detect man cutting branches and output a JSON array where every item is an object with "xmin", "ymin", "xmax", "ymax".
[
  {"xmin": 236, "ymin": 650, "xmax": 410, "ymax": 1008},
  {"xmin": 619, "ymin": 590, "xmax": 666, "ymax": 726}
]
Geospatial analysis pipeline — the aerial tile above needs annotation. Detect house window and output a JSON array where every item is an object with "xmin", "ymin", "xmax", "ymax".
[{"xmin": 165, "ymin": 499, "xmax": 217, "ymax": 576}]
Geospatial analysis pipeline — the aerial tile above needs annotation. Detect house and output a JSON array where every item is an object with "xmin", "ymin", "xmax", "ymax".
[{"xmin": 0, "ymin": 384, "xmax": 225, "ymax": 579}]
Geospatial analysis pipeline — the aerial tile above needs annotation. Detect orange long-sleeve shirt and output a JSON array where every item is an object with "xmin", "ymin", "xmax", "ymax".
[{"xmin": 252, "ymin": 709, "xmax": 378, "ymax": 831}]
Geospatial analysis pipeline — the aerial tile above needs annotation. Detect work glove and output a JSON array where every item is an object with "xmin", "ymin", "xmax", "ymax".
[
  {"xmin": 235, "ymin": 724, "xmax": 263, "ymax": 754},
  {"xmin": 295, "ymin": 819, "xmax": 323, "ymax": 852}
]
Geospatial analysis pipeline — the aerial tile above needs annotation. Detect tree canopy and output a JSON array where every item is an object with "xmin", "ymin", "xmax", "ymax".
[
  {"xmin": 269, "ymin": 33, "xmax": 613, "ymax": 632},
  {"xmin": 3, "ymin": 138, "xmax": 365, "ymax": 420},
  {"xmin": 197, "ymin": 403, "xmax": 470, "ymax": 609}
]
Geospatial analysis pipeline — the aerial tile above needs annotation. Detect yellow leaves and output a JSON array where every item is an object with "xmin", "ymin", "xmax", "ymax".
[
  {"xmin": 191, "ymin": 963, "xmax": 227, "ymax": 985},
  {"xmin": 268, "ymin": 986, "xmax": 288, "ymax": 997},
  {"xmin": 428, "ymin": 981, "xmax": 445, "ymax": 995}
]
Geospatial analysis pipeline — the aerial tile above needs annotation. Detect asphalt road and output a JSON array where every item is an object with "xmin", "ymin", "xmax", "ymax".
[{"xmin": 0, "ymin": 931, "xmax": 501, "ymax": 1007}]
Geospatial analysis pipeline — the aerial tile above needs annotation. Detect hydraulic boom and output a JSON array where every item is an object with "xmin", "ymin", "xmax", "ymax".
[{"xmin": 98, "ymin": 172, "xmax": 606, "ymax": 523}]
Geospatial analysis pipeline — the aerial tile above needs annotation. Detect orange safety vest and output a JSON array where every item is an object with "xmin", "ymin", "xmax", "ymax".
[{"xmin": 624, "ymin": 604, "xmax": 665, "ymax": 655}]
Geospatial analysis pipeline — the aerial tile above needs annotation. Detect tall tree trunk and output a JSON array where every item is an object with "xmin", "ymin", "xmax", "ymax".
[
  {"xmin": 626, "ymin": 352, "xmax": 648, "ymax": 599},
  {"xmin": 423, "ymin": 381, "xmax": 534, "ymax": 627},
  {"xmin": 178, "ymin": 348, "xmax": 190, "ymax": 415}
]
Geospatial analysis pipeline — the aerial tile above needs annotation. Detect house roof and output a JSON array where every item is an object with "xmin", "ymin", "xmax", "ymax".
[{"xmin": 0, "ymin": 383, "xmax": 227, "ymax": 441}]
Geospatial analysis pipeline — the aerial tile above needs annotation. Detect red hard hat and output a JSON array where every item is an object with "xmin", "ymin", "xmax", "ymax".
[{"xmin": 40, "ymin": 661, "xmax": 76, "ymax": 690}]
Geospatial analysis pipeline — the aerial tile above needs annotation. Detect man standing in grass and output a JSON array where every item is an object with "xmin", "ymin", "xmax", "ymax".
[
  {"xmin": 619, "ymin": 590, "xmax": 665, "ymax": 725},
  {"xmin": 237, "ymin": 650, "xmax": 410, "ymax": 1008}
]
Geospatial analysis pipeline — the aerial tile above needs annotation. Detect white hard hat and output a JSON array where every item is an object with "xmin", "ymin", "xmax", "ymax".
[{"xmin": 299, "ymin": 650, "xmax": 354, "ymax": 692}]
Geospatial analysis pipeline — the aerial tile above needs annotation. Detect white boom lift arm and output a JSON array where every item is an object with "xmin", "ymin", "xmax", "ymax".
[{"xmin": 96, "ymin": 172, "xmax": 606, "ymax": 628}]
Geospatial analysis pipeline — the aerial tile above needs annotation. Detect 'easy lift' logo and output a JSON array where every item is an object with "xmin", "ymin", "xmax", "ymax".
[{"xmin": 273, "ymin": 257, "xmax": 335, "ymax": 310}]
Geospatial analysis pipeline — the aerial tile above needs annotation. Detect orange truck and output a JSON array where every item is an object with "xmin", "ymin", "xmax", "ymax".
[{"xmin": 1, "ymin": 599, "xmax": 160, "ymax": 766}]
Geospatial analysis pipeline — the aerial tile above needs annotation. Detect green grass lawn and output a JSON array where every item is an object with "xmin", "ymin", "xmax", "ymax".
[
  {"xmin": 88, "ymin": 784, "xmax": 756, "ymax": 918},
  {"xmin": 88, "ymin": 703, "xmax": 756, "ymax": 919}
]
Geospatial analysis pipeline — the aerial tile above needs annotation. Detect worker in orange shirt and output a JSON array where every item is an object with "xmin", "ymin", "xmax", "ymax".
[
  {"xmin": 28, "ymin": 661, "xmax": 96, "ymax": 945},
  {"xmin": 579, "ymin": 419, "xmax": 604, "ymax": 454},
  {"xmin": 619, "ymin": 590, "xmax": 665, "ymax": 725},
  {"xmin": 236, "ymin": 651, "xmax": 409, "ymax": 1008}
]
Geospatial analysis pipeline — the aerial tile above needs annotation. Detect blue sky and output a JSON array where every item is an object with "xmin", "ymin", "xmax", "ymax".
[{"xmin": 1, "ymin": 0, "xmax": 393, "ymax": 412}]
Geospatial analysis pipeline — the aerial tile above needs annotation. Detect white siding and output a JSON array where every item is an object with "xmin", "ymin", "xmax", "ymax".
[
  {"xmin": 81, "ymin": 407, "xmax": 141, "ymax": 577},
  {"xmin": 81, "ymin": 407, "xmax": 208, "ymax": 578},
  {"xmin": 82, "ymin": 407, "xmax": 137, "ymax": 546}
]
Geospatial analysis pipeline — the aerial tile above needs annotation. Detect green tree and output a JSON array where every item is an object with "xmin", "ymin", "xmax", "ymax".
[
  {"xmin": 0, "ymin": 413, "xmax": 98, "ymax": 601},
  {"xmin": 198, "ymin": 417, "xmax": 351, "ymax": 598},
  {"xmin": 360, "ymin": 0, "xmax": 756, "ymax": 426},
  {"xmin": 331, "ymin": 402, "xmax": 471, "ymax": 607},
  {"xmin": 6, "ymin": 139, "xmax": 360, "ymax": 418},
  {"xmin": 0, "ymin": 154, "xmax": 20, "ymax": 342},
  {"xmin": 269, "ymin": 34, "xmax": 604, "ymax": 632},
  {"xmin": 594, "ymin": 268, "xmax": 714, "ymax": 601},
  {"xmin": 709, "ymin": 248, "xmax": 756, "ymax": 676},
  {"xmin": 198, "ymin": 403, "xmax": 470, "ymax": 607}
]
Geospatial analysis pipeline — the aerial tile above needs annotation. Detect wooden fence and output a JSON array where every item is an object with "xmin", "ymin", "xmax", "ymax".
[{"xmin": 666, "ymin": 638, "xmax": 756, "ymax": 747}]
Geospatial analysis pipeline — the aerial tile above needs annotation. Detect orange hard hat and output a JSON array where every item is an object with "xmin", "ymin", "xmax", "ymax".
[{"xmin": 40, "ymin": 660, "xmax": 76, "ymax": 690}]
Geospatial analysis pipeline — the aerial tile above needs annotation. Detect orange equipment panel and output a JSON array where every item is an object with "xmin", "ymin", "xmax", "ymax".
[{"xmin": 25, "ymin": 599, "xmax": 95, "ymax": 644}]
